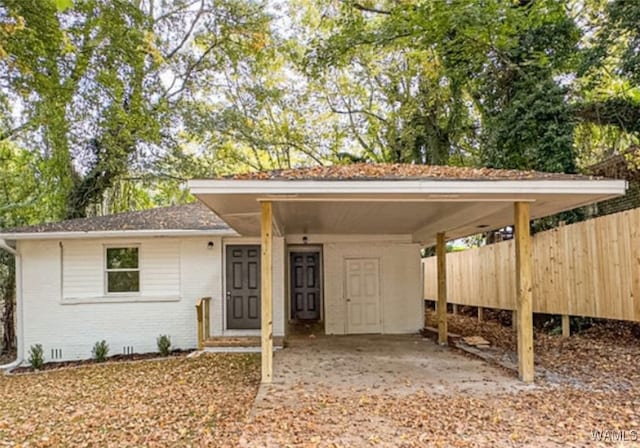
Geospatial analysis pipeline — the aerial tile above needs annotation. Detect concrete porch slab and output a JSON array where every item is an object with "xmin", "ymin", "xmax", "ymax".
[{"xmin": 261, "ymin": 334, "xmax": 532, "ymax": 399}]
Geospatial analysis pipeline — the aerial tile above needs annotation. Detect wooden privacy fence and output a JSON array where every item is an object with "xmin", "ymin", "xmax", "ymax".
[{"xmin": 423, "ymin": 207, "xmax": 640, "ymax": 322}]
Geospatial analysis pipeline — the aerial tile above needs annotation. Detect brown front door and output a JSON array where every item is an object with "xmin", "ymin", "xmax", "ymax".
[
  {"xmin": 290, "ymin": 251, "xmax": 321, "ymax": 321},
  {"xmin": 226, "ymin": 245, "xmax": 260, "ymax": 329}
]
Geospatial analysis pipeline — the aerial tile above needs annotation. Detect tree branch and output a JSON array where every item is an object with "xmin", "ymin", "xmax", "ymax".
[
  {"xmin": 164, "ymin": 0, "xmax": 205, "ymax": 61},
  {"xmin": 344, "ymin": 1, "xmax": 391, "ymax": 15}
]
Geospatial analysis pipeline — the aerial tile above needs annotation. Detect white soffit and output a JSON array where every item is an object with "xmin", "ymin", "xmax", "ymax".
[{"xmin": 189, "ymin": 179, "xmax": 627, "ymax": 245}]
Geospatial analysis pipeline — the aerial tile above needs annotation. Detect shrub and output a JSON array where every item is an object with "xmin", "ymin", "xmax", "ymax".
[
  {"xmin": 28, "ymin": 344, "xmax": 44, "ymax": 370},
  {"xmin": 92, "ymin": 340, "xmax": 109, "ymax": 362},
  {"xmin": 157, "ymin": 335, "xmax": 171, "ymax": 357}
]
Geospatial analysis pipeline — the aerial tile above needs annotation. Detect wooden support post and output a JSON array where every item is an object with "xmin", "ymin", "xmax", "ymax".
[
  {"xmin": 452, "ymin": 304, "xmax": 458, "ymax": 315},
  {"xmin": 515, "ymin": 202, "xmax": 534, "ymax": 383},
  {"xmin": 196, "ymin": 300, "xmax": 204, "ymax": 350},
  {"xmin": 436, "ymin": 232, "xmax": 448, "ymax": 345},
  {"xmin": 261, "ymin": 201, "xmax": 274, "ymax": 384},
  {"xmin": 204, "ymin": 298, "xmax": 211, "ymax": 340},
  {"xmin": 477, "ymin": 307, "xmax": 484, "ymax": 322},
  {"xmin": 561, "ymin": 315, "xmax": 570, "ymax": 338}
]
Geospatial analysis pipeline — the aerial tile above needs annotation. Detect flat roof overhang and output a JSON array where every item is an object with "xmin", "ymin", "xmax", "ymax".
[{"xmin": 188, "ymin": 179, "xmax": 627, "ymax": 245}]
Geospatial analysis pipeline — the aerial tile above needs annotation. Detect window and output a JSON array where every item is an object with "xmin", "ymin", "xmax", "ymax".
[{"xmin": 105, "ymin": 247, "xmax": 140, "ymax": 293}]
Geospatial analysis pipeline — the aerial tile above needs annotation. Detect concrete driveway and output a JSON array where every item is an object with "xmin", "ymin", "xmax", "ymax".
[
  {"xmin": 241, "ymin": 334, "xmax": 533, "ymax": 447},
  {"xmin": 267, "ymin": 334, "xmax": 528, "ymax": 397}
]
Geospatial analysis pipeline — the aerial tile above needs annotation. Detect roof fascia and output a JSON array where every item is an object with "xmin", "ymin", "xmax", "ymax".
[
  {"xmin": 189, "ymin": 179, "xmax": 628, "ymax": 196},
  {"xmin": 0, "ymin": 229, "xmax": 237, "ymax": 241}
]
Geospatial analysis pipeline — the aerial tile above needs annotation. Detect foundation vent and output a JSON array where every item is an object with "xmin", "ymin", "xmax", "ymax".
[
  {"xmin": 123, "ymin": 346, "xmax": 134, "ymax": 355},
  {"xmin": 50, "ymin": 348, "xmax": 63, "ymax": 360}
]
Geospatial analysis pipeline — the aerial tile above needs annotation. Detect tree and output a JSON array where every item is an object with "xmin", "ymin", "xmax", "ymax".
[
  {"xmin": 297, "ymin": 0, "xmax": 583, "ymax": 173},
  {"xmin": 0, "ymin": 142, "xmax": 44, "ymax": 353},
  {"xmin": 0, "ymin": 0, "xmax": 280, "ymax": 219}
]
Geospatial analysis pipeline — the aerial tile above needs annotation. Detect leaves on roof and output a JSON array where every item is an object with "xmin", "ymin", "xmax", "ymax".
[
  {"xmin": 2, "ymin": 202, "xmax": 231, "ymax": 234},
  {"xmin": 229, "ymin": 163, "xmax": 598, "ymax": 181}
]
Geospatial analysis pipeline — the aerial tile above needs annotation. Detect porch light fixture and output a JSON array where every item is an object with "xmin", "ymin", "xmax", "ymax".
[
  {"xmin": 302, "ymin": 236, "xmax": 308, "ymax": 245},
  {"xmin": 207, "ymin": 241, "xmax": 214, "ymax": 249}
]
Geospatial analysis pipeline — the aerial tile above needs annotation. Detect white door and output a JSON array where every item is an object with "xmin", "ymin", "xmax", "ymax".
[{"xmin": 345, "ymin": 258, "xmax": 381, "ymax": 334}]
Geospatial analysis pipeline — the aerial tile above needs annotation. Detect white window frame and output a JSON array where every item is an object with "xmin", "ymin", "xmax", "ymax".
[{"xmin": 104, "ymin": 244, "xmax": 142, "ymax": 295}]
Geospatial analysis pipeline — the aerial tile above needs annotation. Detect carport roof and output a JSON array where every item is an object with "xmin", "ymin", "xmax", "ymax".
[
  {"xmin": 189, "ymin": 163, "xmax": 627, "ymax": 245},
  {"xmin": 224, "ymin": 163, "xmax": 596, "ymax": 181}
]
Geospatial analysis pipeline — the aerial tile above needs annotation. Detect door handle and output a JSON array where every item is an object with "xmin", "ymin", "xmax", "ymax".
[{"xmin": 226, "ymin": 291, "xmax": 231, "ymax": 300}]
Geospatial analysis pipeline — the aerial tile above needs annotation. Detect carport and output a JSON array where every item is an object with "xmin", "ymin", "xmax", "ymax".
[{"xmin": 189, "ymin": 163, "xmax": 626, "ymax": 384}]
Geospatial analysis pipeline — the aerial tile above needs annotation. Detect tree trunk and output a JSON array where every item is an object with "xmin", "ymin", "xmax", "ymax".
[{"xmin": 1, "ymin": 255, "xmax": 16, "ymax": 354}]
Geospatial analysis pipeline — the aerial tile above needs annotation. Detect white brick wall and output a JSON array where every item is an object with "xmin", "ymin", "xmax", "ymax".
[
  {"xmin": 18, "ymin": 237, "xmax": 225, "ymax": 362},
  {"xmin": 16, "ymin": 233, "xmax": 419, "ymax": 363}
]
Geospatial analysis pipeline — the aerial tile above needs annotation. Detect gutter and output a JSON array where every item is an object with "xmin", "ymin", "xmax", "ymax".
[
  {"xmin": 0, "ymin": 228, "xmax": 238, "ymax": 241},
  {"xmin": 188, "ymin": 178, "xmax": 628, "ymax": 197},
  {"xmin": 0, "ymin": 239, "xmax": 23, "ymax": 372}
]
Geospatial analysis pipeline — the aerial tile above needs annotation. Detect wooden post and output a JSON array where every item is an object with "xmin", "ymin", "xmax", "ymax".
[
  {"xmin": 436, "ymin": 232, "xmax": 448, "ymax": 345},
  {"xmin": 515, "ymin": 202, "xmax": 534, "ymax": 383},
  {"xmin": 477, "ymin": 307, "xmax": 484, "ymax": 322},
  {"xmin": 204, "ymin": 297, "xmax": 211, "ymax": 340},
  {"xmin": 561, "ymin": 315, "xmax": 570, "ymax": 338},
  {"xmin": 452, "ymin": 304, "xmax": 458, "ymax": 315},
  {"xmin": 261, "ymin": 201, "xmax": 274, "ymax": 384},
  {"xmin": 196, "ymin": 300, "xmax": 204, "ymax": 350}
]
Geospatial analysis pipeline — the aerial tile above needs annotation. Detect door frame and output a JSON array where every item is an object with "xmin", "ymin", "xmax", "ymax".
[
  {"xmin": 286, "ymin": 245, "xmax": 324, "ymax": 322},
  {"xmin": 222, "ymin": 239, "xmax": 262, "ymax": 334},
  {"xmin": 344, "ymin": 257, "xmax": 382, "ymax": 334}
]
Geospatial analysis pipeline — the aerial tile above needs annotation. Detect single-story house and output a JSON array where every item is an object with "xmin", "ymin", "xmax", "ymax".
[{"xmin": 0, "ymin": 164, "xmax": 626, "ymax": 383}]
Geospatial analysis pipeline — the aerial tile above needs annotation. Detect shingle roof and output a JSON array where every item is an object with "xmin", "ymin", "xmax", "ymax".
[
  {"xmin": 588, "ymin": 148, "xmax": 640, "ymax": 181},
  {"xmin": 227, "ymin": 163, "xmax": 597, "ymax": 181},
  {"xmin": 2, "ymin": 202, "xmax": 231, "ymax": 234}
]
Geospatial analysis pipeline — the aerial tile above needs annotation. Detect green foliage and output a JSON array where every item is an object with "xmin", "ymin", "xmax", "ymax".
[
  {"xmin": 54, "ymin": 0, "xmax": 72, "ymax": 11},
  {"xmin": 92, "ymin": 340, "xmax": 109, "ymax": 363},
  {"xmin": 296, "ymin": 0, "xmax": 584, "ymax": 170},
  {"xmin": 483, "ymin": 77, "xmax": 577, "ymax": 174},
  {"xmin": 28, "ymin": 344, "xmax": 44, "ymax": 370},
  {"xmin": 0, "ymin": 0, "xmax": 639, "ymax": 234},
  {"xmin": 156, "ymin": 335, "xmax": 171, "ymax": 357}
]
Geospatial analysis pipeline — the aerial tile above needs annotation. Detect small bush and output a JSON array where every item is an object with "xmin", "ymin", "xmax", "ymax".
[
  {"xmin": 28, "ymin": 344, "xmax": 44, "ymax": 370},
  {"xmin": 157, "ymin": 335, "xmax": 171, "ymax": 357},
  {"xmin": 92, "ymin": 340, "xmax": 109, "ymax": 362}
]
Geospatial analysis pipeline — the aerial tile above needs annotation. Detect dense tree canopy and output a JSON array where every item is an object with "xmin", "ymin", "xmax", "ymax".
[
  {"xmin": 0, "ymin": 0, "xmax": 639, "ymax": 223},
  {"xmin": 2, "ymin": 0, "xmax": 640, "ymax": 352}
]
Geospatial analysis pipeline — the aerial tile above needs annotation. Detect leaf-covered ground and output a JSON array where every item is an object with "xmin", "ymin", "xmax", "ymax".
[
  {"xmin": 427, "ymin": 309, "xmax": 640, "ymax": 390},
  {"xmin": 240, "ymin": 314, "xmax": 640, "ymax": 447},
  {"xmin": 3, "ymin": 318, "xmax": 640, "ymax": 447},
  {"xmin": 242, "ymin": 385, "xmax": 640, "ymax": 447},
  {"xmin": 0, "ymin": 354, "xmax": 260, "ymax": 447}
]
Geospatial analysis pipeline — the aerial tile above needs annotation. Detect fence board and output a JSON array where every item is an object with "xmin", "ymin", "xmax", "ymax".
[{"xmin": 422, "ymin": 207, "xmax": 640, "ymax": 322}]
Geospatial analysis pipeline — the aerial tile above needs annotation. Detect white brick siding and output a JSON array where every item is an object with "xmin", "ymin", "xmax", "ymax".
[{"xmin": 19, "ymin": 237, "xmax": 224, "ymax": 362}]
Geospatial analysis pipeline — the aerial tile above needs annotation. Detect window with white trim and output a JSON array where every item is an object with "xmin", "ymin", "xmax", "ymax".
[{"xmin": 105, "ymin": 247, "xmax": 140, "ymax": 293}]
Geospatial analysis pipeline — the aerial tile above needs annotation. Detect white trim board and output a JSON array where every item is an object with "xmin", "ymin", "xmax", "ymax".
[
  {"xmin": 189, "ymin": 179, "xmax": 627, "ymax": 196},
  {"xmin": 0, "ymin": 229, "xmax": 237, "ymax": 241}
]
